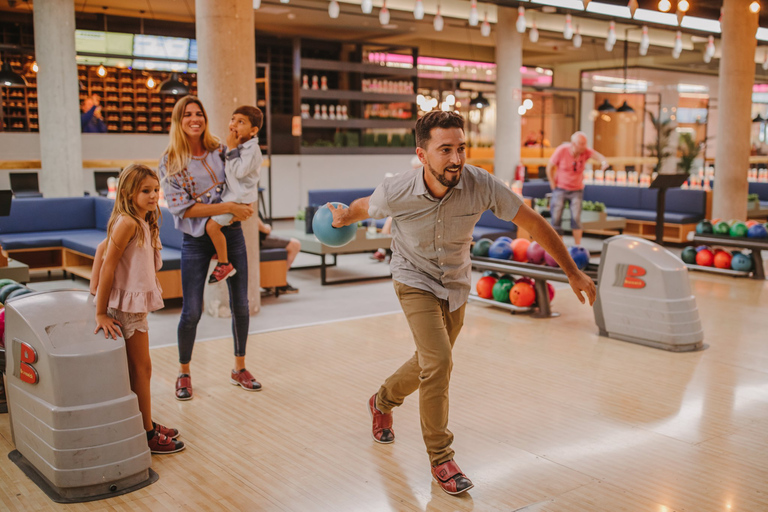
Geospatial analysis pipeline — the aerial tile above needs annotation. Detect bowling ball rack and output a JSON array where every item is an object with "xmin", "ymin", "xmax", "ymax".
[
  {"xmin": 691, "ymin": 234, "xmax": 768, "ymax": 280},
  {"xmin": 470, "ymin": 255, "xmax": 599, "ymax": 318}
]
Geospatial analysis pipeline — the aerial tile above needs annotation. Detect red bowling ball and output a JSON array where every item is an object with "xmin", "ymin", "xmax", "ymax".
[
  {"xmin": 695, "ymin": 248, "xmax": 715, "ymax": 267},
  {"xmin": 476, "ymin": 275, "xmax": 497, "ymax": 299}
]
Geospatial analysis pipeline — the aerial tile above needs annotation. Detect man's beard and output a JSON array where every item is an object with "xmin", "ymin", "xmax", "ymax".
[{"xmin": 427, "ymin": 162, "xmax": 462, "ymax": 188}]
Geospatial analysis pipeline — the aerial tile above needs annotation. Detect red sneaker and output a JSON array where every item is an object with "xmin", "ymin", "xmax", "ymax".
[
  {"xmin": 431, "ymin": 460, "xmax": 474, "ymax": 495},
  {"xmin": 154, "ymin": 422, "xmax": 180, "ymax": 440},
  {"xmin": 368, "ymin": 394, "xmax": 394, "ymax": 444},
  {"xmin": 148, "ymin": 432, "xmax": 185, "ymax": 454},
  {"xmin": 230, "ymin": 368, "xmax": 262, "ymax": 391},
  {"xmin": 208, "ymin": 262, "xmax": 236, "ymax": 284}
]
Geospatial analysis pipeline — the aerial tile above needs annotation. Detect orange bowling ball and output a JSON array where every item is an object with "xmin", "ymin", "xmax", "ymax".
[
  {"xmin": 745, "ymin": 220, "xmax": 759, "ymax": 228},
  {"xmin": 511, "ymin": 238, "xmax": 531, "ymax": 262},
  {"xmin": 476, "ymin": 275, "xmax": 497, "ymax": 299},
  {"xmin": 713, "ymin": 250, "xmax": 732, "ymax": 269},
  {"xmin": 509, "ymin": 282, "xmax": 536, "ymax": 307}
]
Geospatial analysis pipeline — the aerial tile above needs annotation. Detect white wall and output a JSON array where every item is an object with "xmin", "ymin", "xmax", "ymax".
[{"xmin": 0, "ymin": 132, "xmax": 415, "ymax": 214}]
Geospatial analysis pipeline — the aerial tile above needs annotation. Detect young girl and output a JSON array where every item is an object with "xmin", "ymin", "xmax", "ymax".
[{"xmin": 92, "ymin": 164, "xmax": 185, "ymax": 454}]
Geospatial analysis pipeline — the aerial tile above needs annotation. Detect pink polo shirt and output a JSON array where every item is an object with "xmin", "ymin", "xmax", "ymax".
[{"xmin": 549, "ymin": 143, "xmax": 595, "ymax": 191}]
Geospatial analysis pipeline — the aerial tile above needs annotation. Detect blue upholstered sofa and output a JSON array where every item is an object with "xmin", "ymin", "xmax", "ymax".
[
  {"xmin": 521, "ymin": 180, "xmax": 708, "ymax": 242},
  {"xmin": 306, "ymin": 188, "xmax": 518, "ymax": 241},
  {"xmin": 749, "ymin": 182, "xmax": 768, "ymax": 208},
  {"xmin": 0, "ymin": 197, "xmax": 286, "ymax": 297}
]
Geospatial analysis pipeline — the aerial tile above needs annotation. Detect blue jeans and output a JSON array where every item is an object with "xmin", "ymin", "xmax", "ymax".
[
  {"xmin": 178, "ymin": 222, "xmax": 250, "ymax": 364},
  {"xmin": 550, "ymin": 188, "xmax": 584, "ymax": 235}
]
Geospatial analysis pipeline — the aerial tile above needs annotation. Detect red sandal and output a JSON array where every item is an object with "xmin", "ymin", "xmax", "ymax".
[{"xmin": 431, "ymin": 460, "xmax": 474, "ymax": 495}]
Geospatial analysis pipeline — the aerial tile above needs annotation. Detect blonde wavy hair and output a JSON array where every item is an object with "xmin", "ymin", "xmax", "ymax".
[
  {"xmin": 107, "ymin": 164, "xmax": 162, "ymax": 250},
  {"xmin": 162, "ymin": 95, "xmax": 220, "ymax": 176}
]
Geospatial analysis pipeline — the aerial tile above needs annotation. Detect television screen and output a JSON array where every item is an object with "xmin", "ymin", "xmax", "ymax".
[
  {"xmin": 132, "ymin": 59, "xmax": 188, "ymax": 72},
  {"xmin": 133, "ymin": 34, "xmax": 190, "ymax": 60},
  {"xmin": 76, "ymin": 30, "xmax": 133, "ymax": 57}
]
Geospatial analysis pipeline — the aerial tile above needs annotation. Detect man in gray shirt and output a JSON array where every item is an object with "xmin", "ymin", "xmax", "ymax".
[{"xmin": 329, "ymin": 110, "xmax": 596, "ymax": 496}]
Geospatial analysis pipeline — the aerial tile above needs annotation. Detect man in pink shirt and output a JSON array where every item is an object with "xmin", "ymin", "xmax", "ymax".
[{"xmin": 545, "ymin": 131, "xmax": 608, "ymax": 245}]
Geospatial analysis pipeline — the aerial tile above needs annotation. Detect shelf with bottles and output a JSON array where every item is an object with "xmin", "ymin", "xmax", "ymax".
[{"xmin": 301, "ymin": 128, "xmax": 415, "ymax": 155}]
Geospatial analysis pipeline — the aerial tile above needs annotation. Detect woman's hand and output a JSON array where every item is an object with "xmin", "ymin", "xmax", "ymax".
[
  {"xmin": 95, "ymin": 313, "xmax": 122, "ymax": 340},
  {"xmin": 229, "ymin": 203, "xmax": 254, "ymax": 222}
]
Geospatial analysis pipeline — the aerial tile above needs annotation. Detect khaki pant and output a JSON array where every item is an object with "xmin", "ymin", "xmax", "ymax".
[{"xmin": 376, "ymin": 281, "xmax": 466, "ymax": 466}]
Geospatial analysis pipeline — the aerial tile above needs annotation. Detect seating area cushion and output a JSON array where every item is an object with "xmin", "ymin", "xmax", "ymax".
[
  {"xmin": 0, "ymin": 197, "xmax": 96, "ymax": 233},
  {"xmin": 158, "ymin": 247, "xmax": 182, "ymax": 271},
  {"xmin": 472, "ymin": 210, "xmax": 518, "ymax": 241},
  {"xmin": 0, "ymin": 230, "xmax": 99, "ymax": 250},
  {"xmin": 260, "ymin": 248, "xmax": 288, "ymax": 262},
  {"xmin": 522, "ymin": 181, "xmax": 551, "ymax": 199},
  {"xmin": 472, "ymin": 226, "xmax": 517, "ymax": 242},
  {"xmin": 749, "ymin": 182, "xmax": 768, "ymax": 201},
  {"xmin": 583, "ymin": 186, "xmax": 642, "ymax": 209},
  {"xmin": 605, "ymin": 208, "xmax": 701, "ymax": 224},
  {"xmin": 308, "ymin": 188, "xmax": 375, "ymax": 207}
]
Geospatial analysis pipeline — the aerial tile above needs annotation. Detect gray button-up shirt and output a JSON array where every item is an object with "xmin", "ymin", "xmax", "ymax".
[{"xmin": 369, "ymin": 164, "xmax": 523, "ymax": 311}]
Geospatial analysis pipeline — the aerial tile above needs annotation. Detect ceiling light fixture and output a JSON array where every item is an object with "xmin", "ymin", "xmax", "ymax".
[
  {"xmin": 329, "ymin": 0, "xmax": 340, "ymax": 18},
  {"xmin": 474, "ymin": 91, "xmax": 490, "ymax": 109},
  {"xmin": 751, "ymin": 1, "xmax": 761, "ymax": 13},
  {"xmin": 516, "ymin": 6, "xmax": 526, "ymax": 33},
  {"xmin": 678, "ymin": 0, "xmax": 690, "ymax": 12},
  {"xmin": 414, "ymin": 0, "xmax": 424, "ymax": 20},
  {"xmin": 0, "ymin": 60, "xmax": 27, "ymax": 87},
  {"xmin": 658, "ymin": 0, "xmax": 671, "ymax": 12},
  {"xmin": 597, "ymin": 99, "xmax": 617, "ymax": 112},
  {"xmin": 481, "ymin": 12, "xmax": 491, "ymax": 37},
  {"xmin": 469, "ymin": 0, "xmax": 479, "ymax": 26},
  {"xmin": 583, "ymin": 0, "xmax": 591, "ymax": 8},
  {"xmin": 434, "ymin": 5, "xmax": 444, "ymax": 31},
  {"xmin": 253, "ymin": 0, "xmax": 261, "ymax": 8},
  {"xmin": 97, "ymin": 64, "xmax": 107, "ymax": 77},
  {"xmin": 31, "ymin": 60, "xmax": 38, "ymax": 73},
  {"xmin": 146, "ymin": 76, "xmax": 155, "ymax": 88},
  {"xmin": 573, "ymin": 25, "xmax": 583, "ymax": 48},
  {"xmin": 628, "ymin": 0, "xmax": 638, "ymax": 18},
  {"xmin": 159, "ymin": 72, "xmax": 189, "ymax": 95},
  {"xmin": 564, "ymin": 13, "xmax": 573, "ymax": 39}
]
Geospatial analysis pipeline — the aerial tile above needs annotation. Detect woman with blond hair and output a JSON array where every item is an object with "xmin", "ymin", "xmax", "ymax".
[{"xmin": 159, "ymin": 95, "xmax": 261, "ymax": 401}]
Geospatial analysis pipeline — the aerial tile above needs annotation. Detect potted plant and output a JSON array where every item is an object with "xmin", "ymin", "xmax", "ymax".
[
  {"xmin": 645, "ymin": 111, "xmax": 675, "ymax": 174},
  {"xmin": 748, "ymin": 193, "xmax": 760, "ymax": 210},
  {"xmin": 295, "ymin": 209, "xmax": 306, "ymax": 231},
  {"xmin": 677, "ymin": 132, "xmax": 703, "ymax": 175}
]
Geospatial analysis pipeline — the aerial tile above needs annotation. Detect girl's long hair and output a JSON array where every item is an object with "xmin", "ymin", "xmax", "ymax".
[
  {"xmin": 106, "ymin": 164, "xmax": 162, "ymax": 250},
  {"xmin": 162, "ymin": 95, "xmax": 220, "ymax": 176}
]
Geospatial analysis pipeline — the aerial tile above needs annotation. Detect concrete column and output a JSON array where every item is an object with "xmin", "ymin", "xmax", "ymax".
[
  {"xmin": 196, "ymin": 0, "xmax": 261, "ymax": 315},
  {"xmin": 494, "ymin": 6, "xmax": 523, "ymax": 185},
  {"xmin": 33, "ymin": 0, "xmax": 83, "ymax": 197},
  {"xmin": 659, "ymin": 87, "xmax": 680, "ymax": 175},
  {"xmin": 713, "ymin": 0, "xmax": 758, "ymax": 220}
]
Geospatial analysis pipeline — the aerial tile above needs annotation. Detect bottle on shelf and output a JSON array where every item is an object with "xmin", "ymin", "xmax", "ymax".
[{"xmin": 301, "ymin": 103, "xmax": 310, "ymax": 119}]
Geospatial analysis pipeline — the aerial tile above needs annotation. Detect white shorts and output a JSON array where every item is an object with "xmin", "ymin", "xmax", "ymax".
[
  {"xmin": 210, "ymin": 212, "xmax": 235, "ymax": 227},
  {"xmin": 108, "ymin": 308, "xmax": 149, "ymax": 340}
]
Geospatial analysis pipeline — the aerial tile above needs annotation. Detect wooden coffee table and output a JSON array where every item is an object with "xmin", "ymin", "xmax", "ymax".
[{"xmin": 273, "ymin": 227, "xmax": 392, "ymax": 285}]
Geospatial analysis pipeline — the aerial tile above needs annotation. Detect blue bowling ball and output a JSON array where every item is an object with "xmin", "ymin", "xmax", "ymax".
[
  {"xmin": 747, "ymin": 224, "xmax": 768, "ymax": 239},
  {"xmin": 568, "ymin": 245, "xmax": 590, "ymax": 270},
  {"xmin": 731, "ymin": 252, "xmax": 753, "ymax": 272},
  {"xmin": 495, "ymin": 236, "xmax": 513, "ymax": 244},
  {"xmin": 488, "ymin": 240, "xmax": 513, "ymax": 260},
  {"xmin": 312, "ymin": 202, "xmax": 358, "ymax": 247}
]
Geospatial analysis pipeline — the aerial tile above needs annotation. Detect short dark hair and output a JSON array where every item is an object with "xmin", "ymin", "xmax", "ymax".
[
  {"xmin": 415, "ymin": 111, "xmax": 465, "ymax": 148},
  {"xmin": 233, "ymin": 105, "xmax": 263, "ymax": 130}
]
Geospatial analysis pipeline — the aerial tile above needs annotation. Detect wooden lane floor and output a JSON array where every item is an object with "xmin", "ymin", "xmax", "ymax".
[{"xmin": 1, "ymin": 271, "xmax": 767, "ymax": 510}]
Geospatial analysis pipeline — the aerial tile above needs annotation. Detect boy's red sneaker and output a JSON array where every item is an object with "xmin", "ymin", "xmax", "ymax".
[
  {"xmin": 208, "ymin": 262, "xmax": 236, "ymax": 283},
  {"xmin": 153, "ymin": 422, "xmax": 180, "ymax": 440}
]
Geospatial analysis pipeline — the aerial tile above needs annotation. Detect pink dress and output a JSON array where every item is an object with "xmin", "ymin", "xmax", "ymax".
[{"xmin": 108, "ymin": 217, "xmax": 164, "ymax": 314}]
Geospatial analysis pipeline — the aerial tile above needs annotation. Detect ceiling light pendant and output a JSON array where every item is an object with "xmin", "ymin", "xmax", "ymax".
[
  {"xmin": 474, "ymin": 92, "xmax": 490, "ymax": 109},
  {"xmin": 658, "ymin": 0, "xmax": 671, "ymax": 12},
  {"xmin": 31, "ymin": 61, "xmax": 38, "ymax": 73},
  {"xmin": 434, "ymin": 6, "xmax": 444, "ymax": 31},
  {"xmin": 753, "ymin": 113, "xmax": 765, "ymax": 123},
  {"xmin": 617, "ymin": 101, "xmax": 635, "ymax": 113},
  {"xmin": 673, "ymin": 30, "xmax": 682, "ymax": 57},
  {"xmin": 159, "ymin": 72, "xmax": 189, "ymax": 95},
  {"xmin": 329, "ymin": 0, "xmax": 340, "ymax": 18},
  {"xmin": 481, "ymin": 12, "xmax": 491, "ymax": 37},
  {"xmin": 414, "ymin": 0, "xmax": 424, "ymax": 20},
  {"xmin": 253, "ymin": 0, "xmax": 261, "ymax": 8},
  {"xmin": 516, "ymin": 6, "xmax": 526, "ymax": 33},
  {"xmin": 605, "ymin": 21, "xmax": 616, "ymax": 51},
  {"xmin": 0, "ymin": 60, "xmax": 27, "ymax": 87},
  {"xmin": 469, "ymin": 0, "xmax": 479, "ymax": 26},
  {"xmin": 597, "ymin": 99, "xmax": 617, "ymax": 112},
  {"xmin": 379, "ymin": 1, "xmax": 390, "ymax": 24},
  {"xmin": 628, "ymin": 0, "xmax": 638, "ymax": 18},
  {"xmin": 573, "ymin": 25, "xmax": 582, "ymax": 48},
  {"xmin": 639, "ymin": 25, "xmax": 649, "ymax": 56},
  {"xmin": 97, "ymin": 64, "xmax": 107, "ymax": 78},
  {"xmin": 678, "ymin": 0, "xmax": 690, "ymax": 12},
  {"xmin": 563, "ymin": 13, "xmax": 573, "ymax": 39},
  {"xmin": 361, "ymin": 0, "xmax": 373, "ymax": 14},
  {"xmin": 530, "ymin": 22, "xmax": 539, "ymax": 43},
  {"xmin": 750, "ymin": 1, "xmax": 761, "ymax": 14},
  {"xmin": 280, "ymin": 0, "xmax": 289, "ymax": 3},
  {"xmin": 146, "ymin": 76, "xmax": 155, "ymax": 89}
]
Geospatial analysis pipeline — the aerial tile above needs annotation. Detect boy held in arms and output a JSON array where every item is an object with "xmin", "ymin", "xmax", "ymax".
[{"xmin": 207, "ymin": 106, "xmax": 264, "ymax": 283}]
